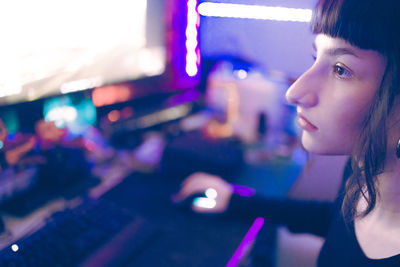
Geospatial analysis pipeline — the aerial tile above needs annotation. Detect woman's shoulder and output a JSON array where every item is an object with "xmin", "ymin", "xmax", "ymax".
[{"xmin": 319, "ymin": 210, "xmax": 400, "ymax": 266}]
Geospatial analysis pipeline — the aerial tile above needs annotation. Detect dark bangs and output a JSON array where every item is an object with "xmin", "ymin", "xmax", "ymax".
[{"xmin": 311, "ymin": 0, "xmax": 399, "ymax": 55}]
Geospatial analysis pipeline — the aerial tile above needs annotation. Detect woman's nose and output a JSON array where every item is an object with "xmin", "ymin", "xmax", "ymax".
[{"xmin": 285, "ymin": 72, "xmax": 318, "ymax": 108}]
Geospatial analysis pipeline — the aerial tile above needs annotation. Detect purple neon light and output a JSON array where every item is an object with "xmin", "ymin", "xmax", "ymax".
[
  {"xmin": 185, "ymin": 0, "xmax": 200, "ymax": 77},
  {"xmin": 231, "ymin": 184, "xmax": 256, "ymax": 197},
  {"xmin": 226, "ymin": 217, "xmax": 265, "ymax": 267}
]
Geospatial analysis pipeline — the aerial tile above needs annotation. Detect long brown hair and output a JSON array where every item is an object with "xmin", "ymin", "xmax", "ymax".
[{"xmin": 311, "ymin": 0, "xmax": 400, "ymax": 222}]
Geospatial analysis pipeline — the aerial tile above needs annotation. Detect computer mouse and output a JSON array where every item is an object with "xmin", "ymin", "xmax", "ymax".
[
  {"xmin": 171, "ymin": 192, "xmax": 207, "ymax": 209},
  {"xmin": 172, "ymin": 190, "xmax": 218, "ymax": 211}
]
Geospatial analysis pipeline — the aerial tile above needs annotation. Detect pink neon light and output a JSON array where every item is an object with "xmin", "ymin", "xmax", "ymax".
[
  {"xmin": 185, "ymin": 0, "xmax": 199, "ymax": 77},
  {"xmin": 226, "ymin": 217, "xmax": 265, "ymax": 267},
  {"xmin": 231, "ymin": 184, "xmax": 256, "ymax": 197}
]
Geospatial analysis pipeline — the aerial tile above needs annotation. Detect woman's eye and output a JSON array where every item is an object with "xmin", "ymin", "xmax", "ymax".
[{"xmin": 333, "ymin": 64, "xmax": 352, "ymax": 79}]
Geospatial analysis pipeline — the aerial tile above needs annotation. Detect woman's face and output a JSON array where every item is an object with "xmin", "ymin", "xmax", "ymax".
[{"xmin": 286, "ymin": 34, "xmax": 387, "ymax": 155}]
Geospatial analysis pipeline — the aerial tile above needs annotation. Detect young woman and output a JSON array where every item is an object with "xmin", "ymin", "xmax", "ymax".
[{"xmin": 174, "ymin": 0, "xmax": 400, "ymax": 266}]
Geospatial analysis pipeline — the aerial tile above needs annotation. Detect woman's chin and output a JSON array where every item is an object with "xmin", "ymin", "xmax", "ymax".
[{"xmin": 301, "ymin": 136, "xmax": 350, "ymax": 156}]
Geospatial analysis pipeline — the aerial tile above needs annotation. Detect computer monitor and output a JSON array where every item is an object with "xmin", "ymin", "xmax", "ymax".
[
  {"xmin": 0, "ymin": 0, "xmax": 200, "ymax": 133},
  {"xmin": 0, "ymin": 0, "xmax": 168, "ymax": 106}
]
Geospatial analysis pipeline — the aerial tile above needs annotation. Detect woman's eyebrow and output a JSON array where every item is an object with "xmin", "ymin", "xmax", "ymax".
[
  {"xmin": 313, "ymin": 42, "xmax": 361, "ymax": 58},
  {"xmin": 325, "ymin": 47, "xmax": 361, "ymax": 58}
]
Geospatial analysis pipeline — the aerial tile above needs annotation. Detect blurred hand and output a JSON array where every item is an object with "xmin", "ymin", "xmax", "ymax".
[
  {"xmin": 172, "ymin": 172, "xmax": 233, "ymax": 213},
  {"xmin": 5, "ymin": 136, "xmax": 37, "ymax": 166},
  {"xmin": 0, "ymin": 118, "xmax": 8, "ymax": 144}
]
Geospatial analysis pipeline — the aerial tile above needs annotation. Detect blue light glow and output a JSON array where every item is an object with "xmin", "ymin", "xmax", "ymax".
[
  {"xmin": 43, "ymin": 95, "xmax": 97, "ymax": 135},
  {"xmin": 193, "ymin": 197, "xmax": 216, "ymax": 209}
]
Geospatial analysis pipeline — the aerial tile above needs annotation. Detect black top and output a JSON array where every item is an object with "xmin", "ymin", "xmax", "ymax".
[{"xmin": 227, "ymin": 161, "xmax": 400, "ymax": 266}]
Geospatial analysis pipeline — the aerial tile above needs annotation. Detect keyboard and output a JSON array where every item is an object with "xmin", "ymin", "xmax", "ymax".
[{"xmin": 0, "ymin": 198, "xmax": 159, "ymax": 266}]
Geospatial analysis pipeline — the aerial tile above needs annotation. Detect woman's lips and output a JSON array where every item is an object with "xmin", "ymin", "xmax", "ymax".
[{"xmin": 297, "ymin": 113, "xmax": 318, "ymax": 132}]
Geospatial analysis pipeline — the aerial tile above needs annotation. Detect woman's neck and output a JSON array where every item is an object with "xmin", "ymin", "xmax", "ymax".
[
  {"xmin": 376, "ymin": 121, "xmax": 400, "ymax": 218},
  {"xmin": 369, "ymin": 166, "xmax": 400, "ymax": 224}
]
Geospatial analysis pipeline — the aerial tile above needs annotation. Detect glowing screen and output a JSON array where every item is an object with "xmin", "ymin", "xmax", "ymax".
[{"xmin": 0, "ymin": 0, "xmax": 166, "ymax": 105}]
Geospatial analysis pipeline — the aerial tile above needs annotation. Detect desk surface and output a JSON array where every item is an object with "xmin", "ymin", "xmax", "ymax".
[
  {"xmin": 0, "ymin": 133, "xmax": 302, "ymax": 266},
  {"xmin": 100, "ymin": 171, "xmax": 272, "ymax": 266}
]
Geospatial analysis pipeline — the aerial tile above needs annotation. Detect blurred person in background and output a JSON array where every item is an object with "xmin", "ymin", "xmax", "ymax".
[
  {"xmin": 0, "ymin": 117, "xmax": 37, "ymax": 171},
  {"xmin": 0, "ymin": 116, "xmax": 84, "ymax": 172}
]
